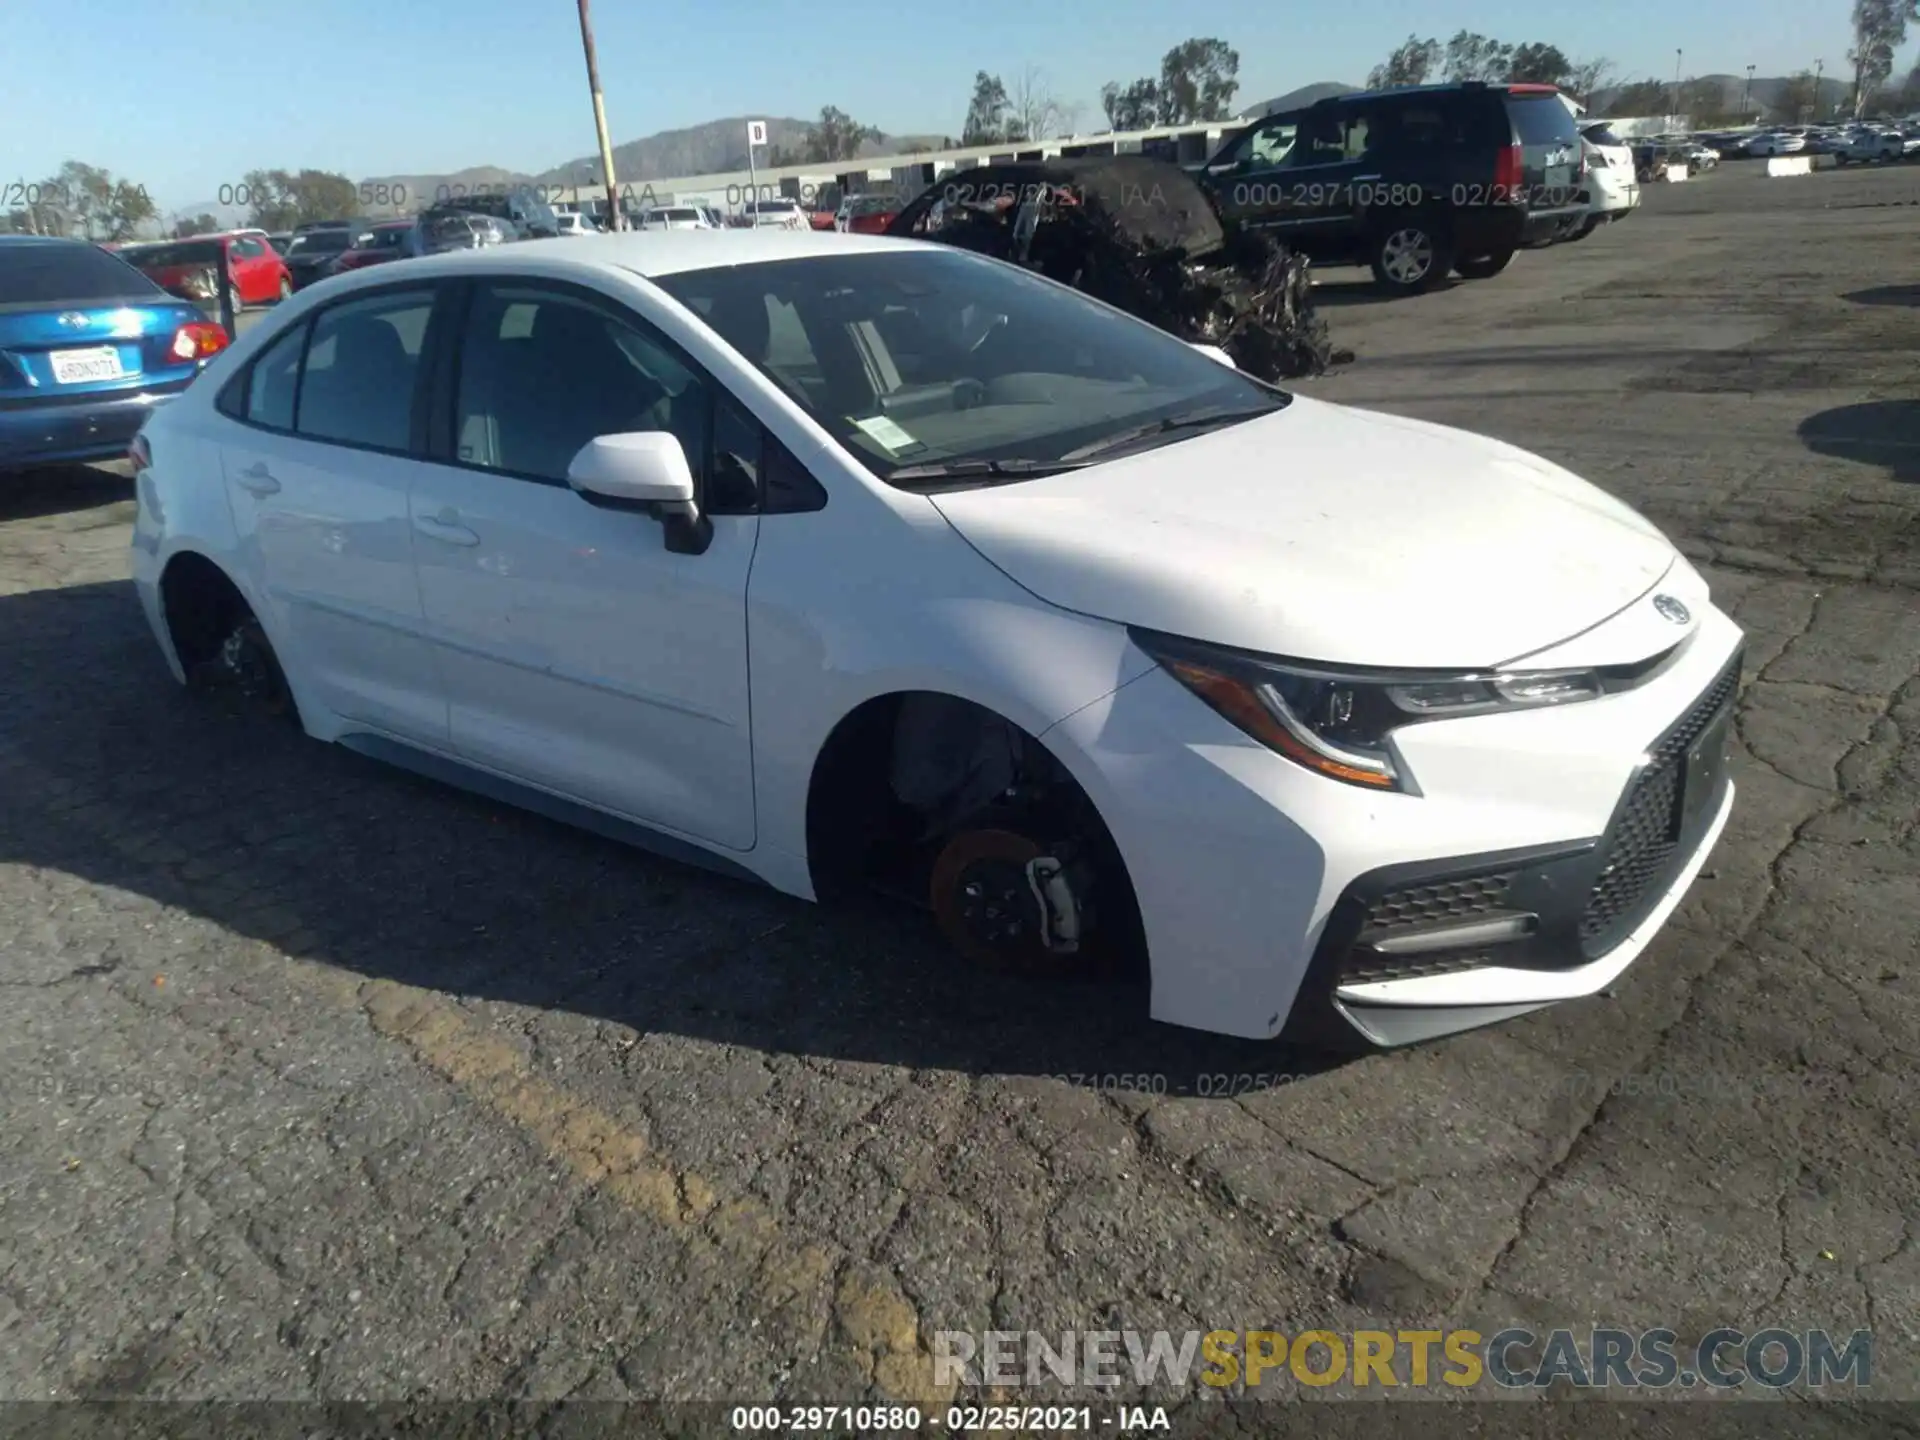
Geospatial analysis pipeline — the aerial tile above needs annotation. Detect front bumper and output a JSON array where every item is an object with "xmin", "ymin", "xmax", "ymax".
[
  {"xmin": 1046, "ymin": 575, "xmax": 1744, "ymax": 1045},
  {"xmin": 0, "ymin": 379, "xmax": 192, "ymax": 471},
  {"xmin": 1294, "ymin": 647, "xmax": 1740, "ymax": 1047},
  {"xmin": 1588, "ymin": 172, "xmax": 1641, "ymax": 217}
]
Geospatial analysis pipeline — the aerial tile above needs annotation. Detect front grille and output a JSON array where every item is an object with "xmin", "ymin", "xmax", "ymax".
[
  {"xmin": 1579, "ymin": 653, "xmax": 1742, "ymax": 954},
  {"xmin": 1336, "ymin": 871, "xmax": 1518, "ymax": 986},
  {"xmin": 1340, "ymin": 950, "xmax": 1492, "ymax": 985},
  {"xmin": 1363, "ymin": 872, "xmax": 1516, "ymax": 933}
]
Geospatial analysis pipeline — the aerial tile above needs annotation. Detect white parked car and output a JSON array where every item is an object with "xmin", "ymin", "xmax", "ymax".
[
  {"xmin": 745, "ymin": 198, "xmax": 808, "ymax": 230},
  {"xmin": 637, "ymin": 205, "xmax": 714, "ymax": 232},
  {"xmin": 1572, "ymin": 124, "xmax": 1640, "ymax": 238},
  {"xmin": 128, "ymin": 232, "xmax": 1743, "ymax": 1050},
  {"xmin": 1833, "ymin": 127, "xmax": 1904, "ymax": 162},
  {"xmin": 554, "ymin": 212, "xmax": 601, "ymax": 235},
  {"xmin": 1746, "ymin": 131, "xmax": 1807, "ymax": 155}
]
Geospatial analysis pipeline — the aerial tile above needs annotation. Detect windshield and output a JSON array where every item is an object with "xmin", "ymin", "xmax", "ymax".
[
  {"xmin": 654, "ymin": 249, "xmax": 1288, "ymax": 486},
  {"xmin": 287, "ymin": 230, "xmax": 352, "ymax": 254}
]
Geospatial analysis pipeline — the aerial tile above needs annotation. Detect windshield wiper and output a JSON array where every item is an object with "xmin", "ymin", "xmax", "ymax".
[
  {"xmin": 885, "ymin": 457, "xmax": 1093, "ymax": 489},
  {"xmin": 1059, "ymin": 404, "xmax": 1286, "ymax": 463}
]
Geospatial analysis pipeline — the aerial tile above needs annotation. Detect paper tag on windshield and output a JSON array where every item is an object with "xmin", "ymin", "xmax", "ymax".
[{"xmin": 851, "ymin": 415, "xmax": 921, "ymax": 453}]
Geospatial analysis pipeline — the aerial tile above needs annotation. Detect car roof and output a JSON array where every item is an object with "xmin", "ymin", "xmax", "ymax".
[
  {"xmin": 307, "ymin": 229, "xmax": 917, "ymax": 287},
  {"xmin": 1314, "ymin": 80, "xmax": 1560, "ymax": 105}
]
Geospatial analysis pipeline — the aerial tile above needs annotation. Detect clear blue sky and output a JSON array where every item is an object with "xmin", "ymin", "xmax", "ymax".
[{"xmin": 4, "ymin": 0, "xmax": 1896, "ymax": 213}]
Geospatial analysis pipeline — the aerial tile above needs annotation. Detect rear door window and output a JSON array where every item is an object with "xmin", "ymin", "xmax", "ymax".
[
  {"xmin": 244, "ymin": 322, "xmax": 305, "ymax": 430},
  {"xmin": 0, "ymin": 242, "xmax": 165, "ymax": 304},
  {"xmin": 296, "ymin": 288, "xmax": 436, "ymax": 452}
]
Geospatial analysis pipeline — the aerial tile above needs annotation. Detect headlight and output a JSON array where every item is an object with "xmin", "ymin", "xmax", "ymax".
[{"xmin": 1132, "ymin": 629, "xmax": 1602, "ymax": 793}]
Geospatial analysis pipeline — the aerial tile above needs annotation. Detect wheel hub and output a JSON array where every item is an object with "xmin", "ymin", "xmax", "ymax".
[
  {"xmin": 930, "ymin": 829, "xmax": 1054, "ymax": 970},
  {"xmin": 219, "ymin": 621, "xmax": 290, "ymax": 714},
  {"xmin": 1383, "ymin": 229, "xmax": 1433, "ymax": 283}
]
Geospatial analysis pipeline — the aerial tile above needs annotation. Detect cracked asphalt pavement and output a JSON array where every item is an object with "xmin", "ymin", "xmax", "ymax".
[{"xmin": 1, "ymin": 162, "xmax": 1915, "ymax": 1428}]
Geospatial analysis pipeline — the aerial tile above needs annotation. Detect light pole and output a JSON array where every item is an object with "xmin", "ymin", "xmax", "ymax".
[
  {"xmin": 1743, "ymin": 64, "xmax": 1755, "ymax": 119},
  {"xmin": 576, "ymin": 0, "xmax": 622, "ymax": 230},
  {"xmin": 1812, "ymin": 59, "xmax": 1824, "ymax": 121},
  {"xmin": 1672, "ymin": 49, "xmax": 1683, "ymax": 121}
]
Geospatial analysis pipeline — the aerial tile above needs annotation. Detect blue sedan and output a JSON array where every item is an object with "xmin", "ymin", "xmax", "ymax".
[{"xmin": 0, "ymin": 235, "xmax": 232, "ymax": 473}]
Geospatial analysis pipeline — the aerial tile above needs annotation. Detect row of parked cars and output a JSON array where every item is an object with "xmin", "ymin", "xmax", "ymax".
[
  {"xmin": 625, "ymin": 194, "xmax": 901, "ymax": 234},
  {"xmin": 1699, "ymin": 120, "xmax": 1920, "ymax": 161}
]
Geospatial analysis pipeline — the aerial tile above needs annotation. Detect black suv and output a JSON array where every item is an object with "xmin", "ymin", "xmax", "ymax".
[{"xmin": 1198, "ymin": 82, "xmax": 1587, "ymax": 295}]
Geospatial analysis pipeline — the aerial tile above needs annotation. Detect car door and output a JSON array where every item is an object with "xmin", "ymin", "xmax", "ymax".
[
  {"xmin": 405, "ymin": 277, "xmax": 760, "ymax": 850},
  {"xmin": 226, "ymin": 235, "xmax": 266, "ymax": 303},
  {"xmin": 213, "ymin": 283, "xmax": 449, "ymax": 743},
  {"xmin": 1204, "ymin": 105, "xmax": 1366, "ymax": 253}
]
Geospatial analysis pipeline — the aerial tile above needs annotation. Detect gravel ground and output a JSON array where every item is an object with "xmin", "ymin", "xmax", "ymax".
[{"xmin": 1, "ymin": 162, "xmax": 1916, "ymax": 1432}]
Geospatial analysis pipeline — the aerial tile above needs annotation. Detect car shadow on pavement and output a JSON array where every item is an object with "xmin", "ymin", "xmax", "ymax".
[
  {"xmin": 1308, "ymin": 279, "xmax": 1456, "ymax": 308},
  {"xmin": 1840, "ymin": 283, "xmax": 1920, "ymax": 307},
  {"xmin": 1798, "ymin": 400, "xmax": 1920, "ymax": 481},
  {"xmin": 0, "ymin": 580, "xmax": 1345, "ymax": 1093},
  {"xmin": 0, "ymin": 464, "xmax": 133, "ymax": 523}
]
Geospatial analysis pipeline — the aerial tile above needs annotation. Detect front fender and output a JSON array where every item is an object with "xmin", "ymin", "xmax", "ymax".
[{"xmin": 744, "ymin": 490, "xmax": 1156, "ymax": 889}]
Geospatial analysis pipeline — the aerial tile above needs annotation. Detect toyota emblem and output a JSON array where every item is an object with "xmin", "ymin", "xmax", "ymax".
[
  {"xmin": 1653, "ymin": 594, "xmax": 1691, "ymax": 625},
  {"xmin": 57, "ymin": 312, "xmax": 88, "ymax": 328}
]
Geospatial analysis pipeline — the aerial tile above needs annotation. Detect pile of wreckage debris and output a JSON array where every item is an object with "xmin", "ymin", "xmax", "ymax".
[{"xmin": 885, "ymin": 154, "xmax": 1355, "ymax": 383}]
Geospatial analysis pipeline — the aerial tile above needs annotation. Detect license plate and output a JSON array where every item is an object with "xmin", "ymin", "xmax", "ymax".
[
  {"xmin": 1678, "ymin": 705, "xmax": 1732, "ymax": 838},
  {"xmin": 1544, "ymin": 164, "xmax": 1571, "ymax": 190},
  {"xmin": 50, "ymin": 346, "xmax": 127, "ymax": 384}
]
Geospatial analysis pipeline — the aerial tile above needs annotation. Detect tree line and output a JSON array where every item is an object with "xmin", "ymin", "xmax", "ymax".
[
  {"xmin": 2, "ymin": 160, "xmax": 376, "ymax": 241},
  {"xmin": 5, "ymin": 162, "xmax": 157, "ymax": 241},
  {"xmin": 1848, "ymin": 0, "xmax": 1920, "ymax": 115},
  {"xmin": 959, "ymin": 38, "xmax": 1243, "ymax": 146},
  {"xmin": 1364, "ymin": 33, "xmax": 1611, "ymax": 101}
]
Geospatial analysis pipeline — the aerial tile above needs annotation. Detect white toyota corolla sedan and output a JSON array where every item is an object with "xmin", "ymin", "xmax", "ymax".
[{"xmin": 129, "ymin": 230, "xmax": 1741, "ymax": 1050}]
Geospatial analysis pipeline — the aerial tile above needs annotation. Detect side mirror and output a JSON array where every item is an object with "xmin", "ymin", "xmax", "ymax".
[{"xmin": 566, "ymin": 432, "xmax": 712, "ymax": 555}]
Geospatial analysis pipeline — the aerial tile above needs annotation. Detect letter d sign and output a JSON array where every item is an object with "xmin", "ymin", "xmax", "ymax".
[{"xmin": 747, "ymin": 120, "xmax": 768, "ymax": 147}]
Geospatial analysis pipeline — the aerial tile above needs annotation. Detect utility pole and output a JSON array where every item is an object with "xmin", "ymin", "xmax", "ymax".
[
  {"xmin": 1813, "ymin": 59, "xmax": 1824, "ymax": 122},
  {"xmin": 1743, "ymin": 64, "xmax": 1755, "ymax": 119},
  {"xmin": 576, "ymin": 0, "xmax": 622, "ymax": 230},
  {"xmin": 1673, "ymin": 49, "xmax": 1683, "ymax": 122}
]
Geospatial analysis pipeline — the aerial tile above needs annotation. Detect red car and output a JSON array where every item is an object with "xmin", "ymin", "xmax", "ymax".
[
  {"xmin": 120, "ymin": 230, "xmax": 292, "ymax": 306},
  {"xmin": 835, "ymin": 194, "xmax": 900, "ymax": 234},
  {"xmin": 331, "ymin": 219, "xmax": 425, "ymax": 273}
]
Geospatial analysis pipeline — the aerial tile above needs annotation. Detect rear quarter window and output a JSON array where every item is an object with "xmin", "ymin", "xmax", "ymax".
[
  {"xmin": 0, "ymin": 243, "xmax": 166, "ymax": 305},
  {"xmin": 1507, "ymin": 96, "xmax": 1578, "ymax": 145}
]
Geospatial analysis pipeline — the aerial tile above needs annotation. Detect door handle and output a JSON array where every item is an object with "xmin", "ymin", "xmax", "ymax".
[
  {"xmin": 414, "ymin": 513, "xmax": 480, "ymax": 547},
  {"xmin": 234, "ymin": 462, "xmax": 280, "ymax": 496}
]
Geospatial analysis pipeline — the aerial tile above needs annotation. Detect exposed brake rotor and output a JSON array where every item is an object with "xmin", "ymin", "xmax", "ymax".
[{"xmin": 930, "ymin": 828, "xmax": 1084, "ymax": 973}]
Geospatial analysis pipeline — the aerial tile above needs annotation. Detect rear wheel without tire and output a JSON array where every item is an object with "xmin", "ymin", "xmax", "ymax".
[
  {"xmin": 217, "ymin": 615, "xmax": 295, "ymax": 720},
  {"xmin": 1454, "ymin": 247, "xmax": 1517, "ymax": 278},
  {"xmin": 1369, "ymin": 216, "xmax": 1453, "ymax": 296}
]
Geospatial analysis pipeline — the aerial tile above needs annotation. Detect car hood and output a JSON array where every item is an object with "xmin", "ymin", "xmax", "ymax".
[{"xmin": 927, "ymin": 395, "xmax": 1679, "ymax": 669}]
